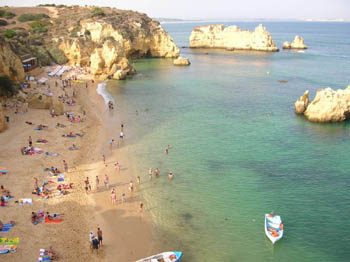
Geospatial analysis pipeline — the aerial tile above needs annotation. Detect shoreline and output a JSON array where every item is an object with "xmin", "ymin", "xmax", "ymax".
[{"xmin": 0, "ymin": 66, "xmax": 156, "ymax": 261}]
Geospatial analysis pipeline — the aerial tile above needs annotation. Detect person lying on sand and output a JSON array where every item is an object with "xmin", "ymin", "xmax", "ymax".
[
  {"xmin": 25, "ymin": 121, "xmax": 34, "ymax": 125},
  {"xmin": 56, "ymin": 123, "xmax": 66, "ymax": 128},
  {"xmin": 31, "ymin": 212, "xmax": 38, "ymax": 224},
  {"xmin": 0, "ymin": 197, "xmax": 6, "ymax": 206},
  {"xmin": 48, "ymin": 246, "xmax": 58, "ymax": 260},
  {"xmin": 0, "ymin": 185, "xmax": 6, "ymax": 193},
  {"xmin": 62, "ymin": 132, "xmax": 75, "ymax": 137},
  {"xmin": 69, "ymin": 144, "xmax": 78, "ymax": 150}
]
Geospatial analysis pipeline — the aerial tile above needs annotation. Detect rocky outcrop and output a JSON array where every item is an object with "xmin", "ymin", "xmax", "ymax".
[
  {"xmin": 28, "ymin": 93, "xmax": 64, "ymax": 115},
  {"xmin": 0, "ymin": 40, "xmax": 25, "ymax": 83},
  {"xmin": 0, "ymin": 105, "xmax": 8, "ymax": 132},
  {"xmin": 59, "ymin": 17, "xmax": 179, "ymax": 80},
  {"xmin": 296, "ymin": 87, "xmax": 350, "ymax": 122},
  {"xmin": 295, "ymin": 90, "xmax": 309, "ymax": 114},
  {"xmin": 189, "ymin": 24, "xmax": 279, "ymax": 52},
  {"xmin": 283, "ymin": 35, "xmax": 307, "ymax": 49},
  {"xmin": 173, "ymin": 57, "xmax": 191, "ymax": 66}
]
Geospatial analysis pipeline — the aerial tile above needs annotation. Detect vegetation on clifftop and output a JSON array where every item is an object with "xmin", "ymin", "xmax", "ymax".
[
  {"xmin": 0, "ymin": 9, "xmax": 16, "ymax": 19},
  {"xmin": 17, "ymin": 13, "xmax": 50, "ymax": 22}
]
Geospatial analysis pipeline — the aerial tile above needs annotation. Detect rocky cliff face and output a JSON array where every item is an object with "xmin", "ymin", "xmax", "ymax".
[
  {"xmin": 0, "ymin": 105, "xmax": 7, "ymax": 132},
  {"xmin": 283, "ymin": 35, "xmax": 307, "ymax": 49},
  {"xmin": 296, "ymin": 87, "xmax": 350, "ymax": 122},
  {"xmin": 0, "ymin": 40, "xmax": 25, "ymax": 82},
  {"xmin": 189, "ymin": 24, "xmax": 279, "ymax": 52},
  {"xmin": 58, "ymin": 12, "xmax": 179, "ymax": 80}
]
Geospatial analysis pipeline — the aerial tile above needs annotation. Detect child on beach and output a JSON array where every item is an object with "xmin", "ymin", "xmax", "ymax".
[
  {"xmin": 121, "ymin": 193, "xmax": 126, "ymax": 203},
  {"xmin": 63, "ymin": 160, "xmax": 68, "ymax": 172},
  {"xmin": 111, "ymin": 188, "xmax": 116, "ymax": 205},
  {"xmin": 155, "ymin": 168, "xmax": 159, "ymax": 177},
  {"xmin": 129, "ymin": 181, "xmax": 134, "ymax": 193},
  {"xmin": 115, "ymin": 162, "xmax": 120, "ymax": 173},
  {"xmin": 149, "ymin": 168, "xmax": 152, "ymax": 179}
]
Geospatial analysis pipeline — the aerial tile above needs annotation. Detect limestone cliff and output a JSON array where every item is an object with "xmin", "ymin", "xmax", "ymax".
[
  {"xmin": 56, "ymin": 9, "xmax": 179, "ymax": 80},
  {"xmin": 189, "ymin": 24, "xmax": 279, "ymax": 52},
  {"xmin": 295, "ymin": 90, "xmax": 309, "ymax": 114},
  {"xmin": 0, "ymin": 39, "xmax": 25, "ymax": 82},
  {"xmin": 173, "ymin": 57, "xmax": 191, "ymax": 66},
  {"xmin": 296, "ymin": 87, "xmax": 350, "ymax": 122},
  {"xmin": 0, "ymin": 105, "xmax": 7, "ymax": 132},
  {"xmin": 283, "ymin": 35, "xmax": 307, "ymax": 49}
]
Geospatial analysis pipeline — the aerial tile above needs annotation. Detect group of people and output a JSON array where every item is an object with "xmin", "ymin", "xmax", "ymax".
[{"xmin": 89, "ymin": 228, "xmax": 103, "ymax": 254}]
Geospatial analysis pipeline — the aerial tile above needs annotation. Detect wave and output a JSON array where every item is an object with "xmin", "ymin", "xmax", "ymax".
[{"xmin": 96, "ymin": 82, "xmax": 115, "ymax": 105}]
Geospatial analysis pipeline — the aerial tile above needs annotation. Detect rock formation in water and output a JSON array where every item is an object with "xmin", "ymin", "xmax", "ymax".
[
  {"xmin": 173, "ymin": 57, "xmax": 191, "ymax": 66},
  {"xmin": 296, "ymin": 87, "xmax": 350, "ymax": 122},
  {"xmin": 283, "ymin": 35, "xmax": 307, "ymax": 49},
  {"xmin": 0, "ymin": 38, "xmax": 25, "ymax": 82},
  {"xmin": 0, "ymin": 6, "xmax": 179, "ymax": 81},
  {"xmin": 189, "ymin": 24, "xmax": 279, "ymax": 52},
  {"xmin": 295, "ymin": 90, "xmax": 309, "ymax": 114}
]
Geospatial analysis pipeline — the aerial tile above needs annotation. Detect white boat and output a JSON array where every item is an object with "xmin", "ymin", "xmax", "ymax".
[
  {"xmin": 265, "ymin": 214, "xmax": 283, "ymax": 244},
  {"xmin": 136, "ymin": 251, "xmax": 182, "ymax": 262}
]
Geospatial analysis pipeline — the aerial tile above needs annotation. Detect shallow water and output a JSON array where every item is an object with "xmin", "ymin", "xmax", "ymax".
[{"xmin": 106, "ymin": 21, "xmax": 350, "ymax": 261}]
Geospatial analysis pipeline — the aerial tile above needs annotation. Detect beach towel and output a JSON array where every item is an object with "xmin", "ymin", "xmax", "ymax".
[
  {"xmin": 0, "ymin": 167, "xmax": 7, "ymax": 174},
  {"xmin": 17, "ymin": 198, "xmax": 32, "ymax": 205},
  {"xmin": 0, "ymin": 245, "xmax": 17, "ymax": 254},
  {"xmin": 3, "ymin": 196, "xmax": 14, "ymax": 200},
  {"xmin": 45, "ymin": 152, "xmax": 59, "ymax": 157},
  {"xmin": 57, "ymin": 174, "xmax": 65, "ymax": 182},
  {"xmin": 36, "ymin": 139, "xmax": 48, "ymax": 144},
  {"xmin": 44, "ymin": 218, "xmax": 62, "ymax": 223},
  {"xmin": 0, "ymin": 238, "xmax": 19, "ymax": 244},
  {"xmin": 38, "ymin": 256, "xmax": 51, "ymax": 261},
  {"xmin": 0, "ymin": 227, "xmax": 10, "ymax": 232},
  {"xmin": 33, "ymin": 148, "xmax": 44, "ymax": 153}
]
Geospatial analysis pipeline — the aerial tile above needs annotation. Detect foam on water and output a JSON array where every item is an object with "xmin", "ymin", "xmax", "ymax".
[{"xmin": 97, "ymin": 82, "xmax": 115, "ymax": 105}]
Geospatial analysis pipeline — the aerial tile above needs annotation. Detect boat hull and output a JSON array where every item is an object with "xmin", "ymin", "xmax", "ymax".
[{"xmin": 265, "ymin": 214, "xmax": 283, "ymax": 244}]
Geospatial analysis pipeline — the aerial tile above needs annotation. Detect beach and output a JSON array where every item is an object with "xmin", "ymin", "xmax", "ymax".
[{"xmin": 0, "ymin": 66, "xmax": 156, "ymax": 261}]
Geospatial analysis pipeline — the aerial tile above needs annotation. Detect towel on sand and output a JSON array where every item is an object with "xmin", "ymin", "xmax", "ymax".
[
  {"xmin": 45, "ymin": 218, "xmax": 62, "ymax": 223},
  {"xmin": 17, "ymin": 198, "xmax": 32, "ymax": 205},
  {"xmin": 0, "ymin": 238, "xmax": 19, "ymax": 244},
  {"xmin": 45, "ymin": 152, "xmax": 59, "ymax": 157},
  {"xmin": 0, "ymin": 245, "xmax": 17, "ymax": 254}
]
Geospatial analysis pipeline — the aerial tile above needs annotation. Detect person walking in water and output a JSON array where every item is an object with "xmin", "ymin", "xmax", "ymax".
[
  {"xmin": 155, "ymin": 168, "xmax": 159, "ymax": 177},
  {"xmin": 148, "ymin": 168, "xmax": 153, "ymax": 179},
  {"xmin": 129, "ymin": 180, "xmax": 134, "ymax": 193}
]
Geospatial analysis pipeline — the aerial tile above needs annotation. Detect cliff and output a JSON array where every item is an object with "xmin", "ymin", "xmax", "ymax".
[
  {"xmin": 0, "ymin": 6, "xmax": 179, "ymax": 81},
  {"xmin": 283, "ymin": 35, "xmax": 307, "ymax": 49},
  {"xmin": 295, "ymin": 87, "xmax": 350, "ymax": 122},
  {"xmin": 189, "ymin": 24, "xmax": 279, "ymax": 52},
  {"xmin": 0, "ymin": 38, "xmax": 25, "ymax": 82}
]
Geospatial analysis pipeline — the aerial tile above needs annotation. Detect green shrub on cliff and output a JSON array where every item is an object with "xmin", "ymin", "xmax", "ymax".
[
  {"xmin": 3, "ymin": 29, "xmax": 16, "ymax": 38},
  {"xmin": 0, "ymin": 19, "xmax": 8, "ymax": 26},
  {"xmin": 0, "ymin": 75, "xmax": 19, "ymax": 97},
  {"xmin": 0, "ymin": 10, "xmax": 16, "ymax": 19},
  {"xmin": 33, "ymin": 46, "xmax": 52, "ymax": 66},
  {"xmin": 48, "ymin": 48, "xmax": 68, "ymax": 64},
  {"xmin": 29, "ymin": 20, "xmax": 51, "ymax": 33},
  {"xmin": 18, "ymin": 13, "xmax": 50, "ymax": 22},
  {"xmin": 91, "ymin": 7, "xmax": 105, "ymax": 17}
]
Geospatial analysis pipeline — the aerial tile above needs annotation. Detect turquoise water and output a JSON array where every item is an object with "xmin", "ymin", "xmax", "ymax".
[{"xmin": 107, "ymin": 22, "xmax": 350, "ymax": 261}]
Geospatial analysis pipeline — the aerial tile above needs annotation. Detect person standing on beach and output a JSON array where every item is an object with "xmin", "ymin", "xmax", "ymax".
[
  {"xmin": 104, "ymin": 174, "xmax": 109, "ymax": 189},
  {"xmin": 129, "ymin": 180, "xmax": 134, "ymax": 193},
  {"xmin": 97, "ymin": 228, "xmax": 103, "ymax": 246},
  {"xmin": 28, "ymin": 136, "xmax": 32, "ymax": 147},
  {"xmin": 95, "ymin": 176, "xmax": 100, "ymax": 191},
  {"xmin": 137, "ymin": 176, "xmax": 140, "ymax": 184},
  {"xmin": 92, "ymin": 237, "xmax": 99, "ymax": 254},
  {"xmin": 121, "ymin": 122, "xmax": 124, "ymax": 132},
  {"xmin": 120, "ymin": 131, "xmax": 124, "ymax": 139},
  {"xmin": 102, "ymin": 154, "xmax": 105, "ymax": 164},
  {"xmin": 85, "ymin": 177, "xmax": 91, "ymax": 193},
  {"xmin": 111, "ymin": 188, "xmax": 116, "ymax": 205},
  {"xmin": 63, "ymin": 160, "xmax": 68, "ymax": 172},
  {"xmin": 140, "ymin": 202, "xmax": 144, "ymax": 213},
  {"xmin": 115, "ymin": 162, "xmax": 120, "ymax": 173},
  {"xmin": 149, "ymin": 168, "xmax": 153, "ymax": 179},
  {"xmin": 109, "ymin": 139, "xmax": 114, "ymax": 150}
]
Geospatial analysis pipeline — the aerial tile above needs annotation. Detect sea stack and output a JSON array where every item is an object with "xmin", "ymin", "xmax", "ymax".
[
  {"xmin": 295, "ymin": 87, "xmax": 350, "ymax": 122},
  {"xmin": 173, "ymin": 57, "xmax": 191, "ymax": 66},
  {"xmin": 283, "ymin": 35, "xmax": 307, "ymax": 49},
  {"xmin": 189, "ymin": 24, "xmax": 279, "ymax": 52}
]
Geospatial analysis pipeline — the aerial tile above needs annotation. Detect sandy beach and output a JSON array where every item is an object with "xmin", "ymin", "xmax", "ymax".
[{"xmin": 0, "ymin": 66, "xmax": 156, "ymax": 261}]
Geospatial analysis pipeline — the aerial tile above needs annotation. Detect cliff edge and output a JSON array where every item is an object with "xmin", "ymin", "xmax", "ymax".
[{"xmin": 189, "ymin": 24, "xmax": 279, "ymax": 52}]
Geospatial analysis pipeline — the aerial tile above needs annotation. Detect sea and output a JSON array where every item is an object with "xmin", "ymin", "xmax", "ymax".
[{"xmin": 103, "ymin": 21, "xmax": 350, "ymax": 262}]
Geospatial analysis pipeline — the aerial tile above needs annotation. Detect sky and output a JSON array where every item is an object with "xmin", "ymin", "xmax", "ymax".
[{"xmin": 1, "ymin": 0, "xmax": 350, "ymax": 20}]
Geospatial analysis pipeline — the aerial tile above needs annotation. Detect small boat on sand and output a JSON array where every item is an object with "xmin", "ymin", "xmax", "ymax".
[
  {"xmin": 136, "ymin": 251, "xmax": 182, "ymax": 262},
  {"xmin": 265, "ymin": 213, "xmax": 283, "ymax": 244}
]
